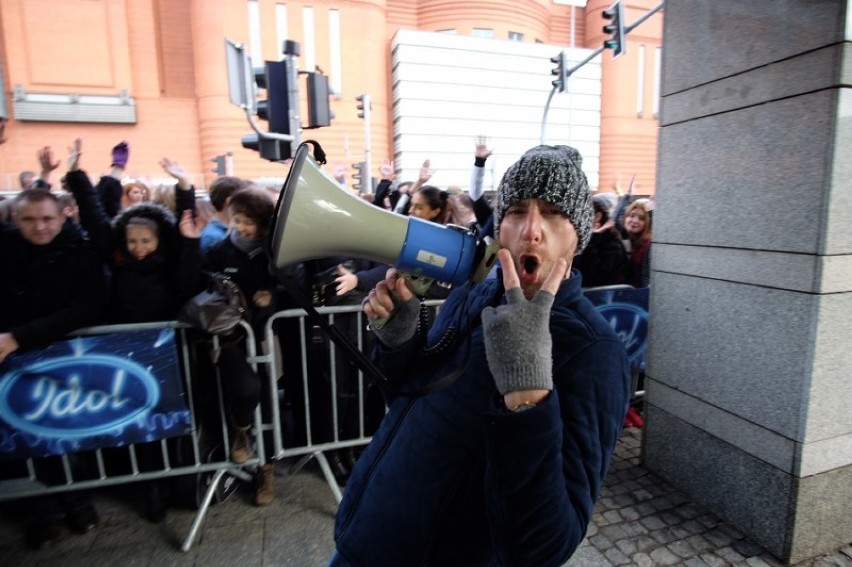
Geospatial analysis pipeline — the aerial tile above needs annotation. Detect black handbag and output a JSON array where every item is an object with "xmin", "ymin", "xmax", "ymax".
[{"xmin": 179, "ymin": 273, "xmax": 248, "ymax": 335}]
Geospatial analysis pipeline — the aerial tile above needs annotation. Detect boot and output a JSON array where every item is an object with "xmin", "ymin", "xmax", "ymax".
[
  {"xmin": 231, "ymin": 426, "xmax": 252, "ymax": 464},
  {"xmin": 255, "ymin": 463, "xmax": 276, "ymax": 506}
]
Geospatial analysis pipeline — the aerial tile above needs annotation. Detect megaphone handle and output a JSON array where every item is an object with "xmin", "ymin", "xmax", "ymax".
[{"xmin": 369, "ymin": 272, "xmax": 434, "ymax": 331}]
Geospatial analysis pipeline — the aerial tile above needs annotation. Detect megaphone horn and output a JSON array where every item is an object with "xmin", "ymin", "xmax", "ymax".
[{"xmin": 270, "ymin": 143, "xmax": 497, "ymax": 286}]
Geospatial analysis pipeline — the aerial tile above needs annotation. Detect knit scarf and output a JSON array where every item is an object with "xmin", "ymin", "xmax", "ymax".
[{"xmin": 229, "ymin": 230, "xmax": 265, "ymax": 259}]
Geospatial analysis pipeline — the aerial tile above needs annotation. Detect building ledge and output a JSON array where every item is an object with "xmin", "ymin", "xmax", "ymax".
[{"xmin": 12, "ymin": 85, "xmax": 137, "ymax": 124}]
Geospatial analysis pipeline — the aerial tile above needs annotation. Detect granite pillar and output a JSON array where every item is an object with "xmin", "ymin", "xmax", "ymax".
[{"xmin": 645, "ymin": 1, "xmax": 852, "ymax": 563}]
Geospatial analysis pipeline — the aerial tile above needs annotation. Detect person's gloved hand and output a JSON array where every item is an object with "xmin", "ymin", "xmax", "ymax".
[
  {"xmin": 482, "ymin": 250, "xmax": 567, "ymax": 395},
  {"xmin": 111, "ymin": 141, "xmax": 129, "ymax": 169},
  {"xmin": 363, "ymin": 269, "xmax": 419, "ymax": 349}
]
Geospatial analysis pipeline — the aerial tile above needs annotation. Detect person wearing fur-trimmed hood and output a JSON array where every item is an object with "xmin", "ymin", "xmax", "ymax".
[{"xmin": 61, "ymin": 138, "xmax": 202, "ymax": 323}]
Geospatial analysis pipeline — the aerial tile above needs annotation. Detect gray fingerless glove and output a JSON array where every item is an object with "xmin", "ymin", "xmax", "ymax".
[
  {"xmin": 481, "ymin": 287, "xmax": 554, "ymax": 395},
  {"xmin": 368, "ymin": 295, "xmax": 420, "ymax": 349}
]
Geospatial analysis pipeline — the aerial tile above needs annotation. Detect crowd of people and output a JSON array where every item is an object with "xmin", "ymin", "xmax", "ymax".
[{"xmin": 1, "ymin": 133, "xmax": 650, "ymax": 563}]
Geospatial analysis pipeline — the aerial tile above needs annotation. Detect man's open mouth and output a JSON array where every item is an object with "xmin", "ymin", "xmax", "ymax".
[{"xmin": 521, "ymin": 254, "xmax": 540, "ymax": 276}]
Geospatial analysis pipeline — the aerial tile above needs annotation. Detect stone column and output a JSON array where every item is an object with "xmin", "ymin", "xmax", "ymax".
[{"xmin": 644, "ymin": 0, "xmax": 852, "ymax": 563}]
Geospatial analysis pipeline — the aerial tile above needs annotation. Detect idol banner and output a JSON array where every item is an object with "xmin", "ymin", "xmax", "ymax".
[
  {"xmin": 0, "ymin": 327, "xmax": 192, "ymax": 461},
  {"xmin": 584, "ymin": 286, "xmax": 650, "ymax": 373}
]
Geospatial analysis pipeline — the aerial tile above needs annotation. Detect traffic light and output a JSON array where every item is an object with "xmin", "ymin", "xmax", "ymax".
[
  {"xmin": 242, "ymin": 59, "xmax": 292, "ymax": 162},
  {"xmin": 351, "ymin": 162, "xmax": 368, "ymax": 193},
  {"xmin": 306, "ymin": 72, "xmax": 332, "ymax": 129},
  {"xmin": 211, "ymin": 154, "xmax": 227, "ymax": 176},
  {"xmin": 356, "ymin": 94, "xmax": 371, "ymax": 120},
  {"xmin": 241, "ymin": 134, "xmax": 290, "ymax": 162},
  {"xmin": 550, "ymin": 51, "xmax": 567, "ymax": 93},
  {"xmin": 254, "ymin": 60, "xmax": 290, "ymax": 135},
  {"xmin": 602, "ymin": 0, "xmax": 626, "ymax": 59}
]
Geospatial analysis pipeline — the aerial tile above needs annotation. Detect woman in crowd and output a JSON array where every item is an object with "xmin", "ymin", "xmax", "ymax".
[
  {"xmin": 63, "ymin": 139, "xmax": 201, "ymax": 522},
  {"xmin": 200, "ymin": 187, "xmax": 278, "ymax": 506},
  {"xmin": 573, "ymin": 196, "xmax": 628, "ymax": 287},
  {"xmin": 622, "ymin": 200, "xmax": 653, "ymax": 288}
]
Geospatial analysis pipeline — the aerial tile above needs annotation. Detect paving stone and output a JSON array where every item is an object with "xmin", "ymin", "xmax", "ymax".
[
  {"xmin": 640, "ymin": 515, "xmax": 667, "ymax": 531},
  {"xmin": 622, "ymin": 520, "xmax": 650, "ymax": 538},
  {"xmin": 620, "ymin": 507, "xmax": 641, "ymax": 522},
  {"xmin": 719, "ymin": 523, "xmax": 746, "ymax": 540},
  {"xmin": 588, "ymin": 533, "xmax": 613, "ymax": 551},
  {"xmin": 600, "ymin": 524, "xmax": 630, "ymax": 542},
  {"xmin": 697, "ymin": 514, "xmax": 721, "ymax": 529},
  {"xmin": 615, "ymin": 536, "xmax": 637, "ymax": 556},
  {"xmin": 633, "ymin": 488, "xmax": 655, "ymax": 501},
  {"xmin": 603, "ymin": 510, "xmax": 623, "ymax": 524},
  {"xmin": 716, "ymin": 545, "xmax": 747, "ymax": 563},
  {"xmin": 683, "ymin": 558, "xmax": 711, "ymax": 567},
  {"xmin": 705, "ymin": 528, "xmax": 736, "ymax": 548},
  {"xmin": 676, "ymin": 503, "xmax": 702, "ymax": 520},
  {"xmin": 604, "ymin": 546, "xmax": 631, "ymax": 565},
  {"xmin": 632, "ymin": 552, "xmax": 655, "ymax": 567},
  {"xmin": 565, "ymin": 543, "xmax": 609, "ymax": 566},
  {"xmin": 650, "ymin": 546, "xmax": 683, "ymax": 565},
  {"xmin": 683, "ymin": 519, "xmax": 709, "ymax": 535},
  {"xmin": 734, "ymin": 540, "xmax": 767, "ymax": 558},
  {"xmin": 698, "ymin": 553, "xmax": 729, "ymax": 567},
  {"xmin": 686, "ymin": 534, "xmax": 715, "ymax": 555},
  {"xmin": 669, "ymin": 539, "xmax": 698, "ymax": 558},
  {"xmin": 744, "ymin": 557, "xmax": 778, "ymax": 566},
  {"xmin": 614, "ymin": 493, "xmax": 637, "ymax": 507},
  {"xmin": 631, "ymin": 534, "xmax": 659, "ymax": 553}
]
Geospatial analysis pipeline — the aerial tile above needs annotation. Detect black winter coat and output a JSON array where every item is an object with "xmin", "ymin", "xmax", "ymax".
[
  {"xmin": 66, "ymin": 170, "xmax": 201, "ymax": 324},
  {"xmin": 573, "ymin": 228, "xmax": 628, "ymax": 288},
  {"xmin": 0, "ymin": 221, "xmax": 108, "ymax": 350},
  {"xmin": 202, "ymin": 236, "xmax": 278, "ymax": 331}
]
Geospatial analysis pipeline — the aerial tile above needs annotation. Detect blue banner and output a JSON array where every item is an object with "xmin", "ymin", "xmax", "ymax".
[
  {"xmin": 0, "ymin": 328, "xmax": 192, "ymax": 460},
  {"xmin": 584, "ymin": 286, "xmax": 650, "ymax": 373}
]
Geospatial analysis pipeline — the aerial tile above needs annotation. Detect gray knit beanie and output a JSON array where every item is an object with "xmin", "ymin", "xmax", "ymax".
[{"xmin": 494, "ymin": 145, "xmax": 594, "ymax": 254}]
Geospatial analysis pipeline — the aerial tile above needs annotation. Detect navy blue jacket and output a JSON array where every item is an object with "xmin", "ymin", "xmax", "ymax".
[{"xmin": 333, "ymin": 270, "xmax": 631, "ymax": 566}]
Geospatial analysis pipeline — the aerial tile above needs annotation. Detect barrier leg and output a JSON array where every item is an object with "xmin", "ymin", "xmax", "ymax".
[
  {"xmin": 289, "ymin": 451, "xmax": 343, "ymax": 504},
  {"xmin": 180, "ymin": 468, "xmax": 229, "ymax": 552}
]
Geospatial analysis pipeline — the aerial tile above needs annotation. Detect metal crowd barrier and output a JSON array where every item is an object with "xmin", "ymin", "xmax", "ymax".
[
  {"xmin": 255, "ymin": 285, "xmax": 649, "ymax": 505},
  {"xmin": 259, "ymin": 302, "xmax": 445, "ymax": 504},
  {"xmin": 0, "ymin": 285, "xmax": 649, "ymax": 551},
  {"xmin": 0, "ymin": 321, "xmax": 264, "ymax": 552}
]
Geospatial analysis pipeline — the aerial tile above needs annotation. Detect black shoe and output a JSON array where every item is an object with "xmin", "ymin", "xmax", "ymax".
[
  {"xmin": 66, "ymin": 504, "xmax": 98, "ymax": 534},
  {"xmin": 328, "ymin": 451, "xmax": 351, "ymax": 486},
  {"xmin": 25, "ymin": 520, "xmax": 62, "ymax": 550},
  {"xmin": 146, "ymin": 483, "xmax": 167, "ymax": 524}
]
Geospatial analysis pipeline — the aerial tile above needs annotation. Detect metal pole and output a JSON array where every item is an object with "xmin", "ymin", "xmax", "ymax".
[
  {"xmin": 362, "ymin": 94, "xmax": 372, "ymax": 192},
  {"xmin": 284, "ymin": 54, "xmax": 302, "ymax": 157}
]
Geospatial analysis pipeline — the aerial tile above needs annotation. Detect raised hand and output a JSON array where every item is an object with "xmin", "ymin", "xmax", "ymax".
[
  {"xmin": 38, "ymin": 146, "xmax": 61, "ymax": 175},
  {"xmin": 379, "ymin": 158, "xmax": 394, "ymax": 179},
  {"xmin": 66, "ymin": 139, "xmax": 83, "ymax": 172},
  {"xmin": 418, "ymin": 159, "xmax": 433, "ymax": 184},
  {"xmin": 335, "ymin": 264, "xmax": 358, "ymax": 296},
  {"xmin": 474, "ymin": 136, "xmax": 493, "ymax": 160},
  {"xmin": 481, "ymin": 248, "xmax": 566, "ymax": 398},
  {"xmin": 159, "ymin": 157, "xmax": 192, "ymax": 190},
  {"xmin": 178, "ymin": 209, "xmax": 206, "ymax": 239}
]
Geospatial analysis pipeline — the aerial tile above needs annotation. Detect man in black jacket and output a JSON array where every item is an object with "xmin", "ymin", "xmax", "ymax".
[
  {"xmin": 0, "ymin": 188, "xmax": 109, "ymax": 548},
  {"xmin": 0, "ymin": 189, "xmax": 108, "ymax": 361}
]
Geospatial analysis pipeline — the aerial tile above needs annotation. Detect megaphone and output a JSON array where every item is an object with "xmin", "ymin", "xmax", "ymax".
[{"xmin": 270, "ymin": 143, "xmax": 498, "ymax": 288}]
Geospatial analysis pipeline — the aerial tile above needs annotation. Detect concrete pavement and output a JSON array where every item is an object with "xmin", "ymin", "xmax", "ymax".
[{"xmin": 1, "ymin": 427, "xmax": 850, "ymax": 566}]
